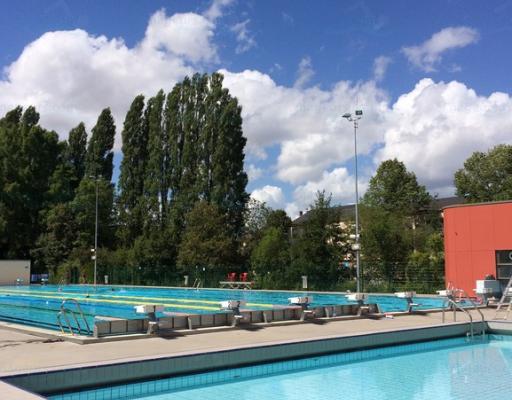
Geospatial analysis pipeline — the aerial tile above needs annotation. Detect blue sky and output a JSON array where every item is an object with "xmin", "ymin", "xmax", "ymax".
[{"xmin": 1, "ymin": 1, "xmax": 512, "ymax": 216}]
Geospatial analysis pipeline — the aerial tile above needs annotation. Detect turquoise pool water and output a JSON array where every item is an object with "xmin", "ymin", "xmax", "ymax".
[
  {"xmin": 0, "ymin": 285, "xmax": 451, "ymax": 333},
  {"xmin": 48, "ymin": 335, "xmax": 510, "ymax": 400}
]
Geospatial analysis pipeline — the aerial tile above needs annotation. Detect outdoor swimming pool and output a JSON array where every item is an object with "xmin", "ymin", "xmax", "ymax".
[
  {"xmin": 47, "ymin": 334, "xmax": 509, "ymax": 400},
  {"xmin": 0, "ymin": 285, "xmax": 451, "ymax": 333}
]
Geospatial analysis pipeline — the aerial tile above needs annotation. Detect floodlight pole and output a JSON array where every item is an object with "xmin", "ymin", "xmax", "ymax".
[
  {"xmin": 94, "ymin": 178, "xmax": 98, "ymax": 288},
  {"xmin": 89, "ymin": 175, "xmax": 99, "ymax": 288},
  {"xmin": 342, "ymin": 111, "xmax": 363, "ymax": 293}
]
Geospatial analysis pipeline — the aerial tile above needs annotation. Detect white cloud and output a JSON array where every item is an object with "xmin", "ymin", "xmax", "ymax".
[
  {"xmin": 402, "ymin": 26, "xmax": 479, "ymax": 72},
  {"xmin": 0, "ymin": 9, "xmax": 219, "ymax": 143},
  {"xmin": 222, "ymin": 69, "xmax": 389, "ymax": 183},
  {"xmin": 373, "ymin": 55, "xmax": 392, "ymax": 82},
  {"xmin": 376, "ymin": 78, "xmax": 512, "ymax": 194},
  {"xmin": 1, "ymin": 9, "xmax": 510, "ymax": 220},
  {"xmin": 251, "ymin": 185, "xmax": 285, "ymax": 209},
  {"xmin": 286, "ymin": 168, "xmax": 368, "ymax": 219},
  {"xmin": 294, "ymin": 56, "xmax": 315, "ymax": 89},
  {"xmin": 203, "ymin": 0, "xmax": 234, "ymax": 22},
  {"xmin": 247, "ymin": 164, "xmax": 264, "ymax": 181},
  {"xmin": 143, "ymin": 10, "xmax": 217, "ymax": 63},
  {"xmin": 231, "ymin": 19, "xmax": 257, "ymax": 54}
]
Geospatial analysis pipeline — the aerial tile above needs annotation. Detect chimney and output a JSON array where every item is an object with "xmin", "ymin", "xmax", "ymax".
[{"xmin": 299, "ymin": 211, "xmax": 303, "ymax": 217}]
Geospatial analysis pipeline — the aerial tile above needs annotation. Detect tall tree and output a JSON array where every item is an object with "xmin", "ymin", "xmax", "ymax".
[
  {"xmin": 177, "ymin": 201, "xmax": 234, "ymax": 271},
  {"xmin": 85, "ymin": 108, "xmax": 116, "ymax": 181},
  {"xmin": 66, "ymin": 122, "xmax": 88, "ymax": 189},
  {"xmin": 455, "ymin": 144, "xmax": 512, "ymax": 202},
  {"xmin": 0, "ymin": 106, "xmax": 61, "ymax": 259},
  {"xmin": 118, "ymin": 95, "xmax": 148, "ymax": 244},
  {"xmin": 207, "ymin": 73, "xmax": 249, "ymax": 238},
  {"xmin": 251, "ymin": 227, "xmax": 291, "ymax": 289},
  {"xmin": 143, "ymin": 90, "xmax": 167, "ymax": 230},
  {"xmin": 290, "ymin": 191, "xmax": 341, "ymax": 289},
  {"xmin": 363, "ymin": 159, "xmax": 431, "ymax": 215},
  {"xmin": 167, "ymin": 73, "xmax": 248, "ymax": 245}
]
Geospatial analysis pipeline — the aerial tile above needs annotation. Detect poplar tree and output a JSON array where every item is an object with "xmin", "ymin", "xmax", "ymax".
[
  {"xmin": 85, "ymin": 108, "xmax": 116, "ymax": 181},
  {"xmin": 67, "ymin": 122, "xmax": 88, "ymax": 189},
  {"xmin": 208, "ymin": 73, "xmax": 248, "ymax": 238},
  {"xmin": 143, "ymin": 90, "xmax": 167, "ymax": 230},
  {"xmin": 167, "ymin": 73, "xmax": 248, "ymax": 242},
  {"xmin": 118, "ymin": 95, "xmax": 148, "ymax": 244}
]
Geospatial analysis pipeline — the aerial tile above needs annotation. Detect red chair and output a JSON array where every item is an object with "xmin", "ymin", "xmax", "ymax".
[
  {"xmin": 240, "ymin": 272, "xmax": 248, "ymax": 282},
  {"xmin": 227, "ymin": 272, "xmax": 237, "ymax": 282}
]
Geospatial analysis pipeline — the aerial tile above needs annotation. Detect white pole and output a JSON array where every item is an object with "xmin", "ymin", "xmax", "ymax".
[
  {"xmin": 94, "ymin": 178, "xmax": 98, "ymax": 288},
  {"xmin": 353, "ymin": 119, "xmax": 361, "ymax": 293}
]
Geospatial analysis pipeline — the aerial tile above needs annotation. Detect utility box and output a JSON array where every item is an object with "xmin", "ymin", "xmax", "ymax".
[
  {"xmin": 0, "ymin": 260, "xmax": 31, "ymax": 285},
  {"xmin": 475, "ymin": 280, "xmax": 501, "ymax": 295}
]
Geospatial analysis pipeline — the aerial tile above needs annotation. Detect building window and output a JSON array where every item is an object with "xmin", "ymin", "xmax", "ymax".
[{"xmin": 496, "ymin": 250, "xmax": 512, "ymax": 279}]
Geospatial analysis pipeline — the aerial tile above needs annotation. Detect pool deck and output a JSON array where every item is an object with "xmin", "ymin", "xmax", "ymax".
[{"xmin": 0, "ymin": 307, "xmax": 497, "ymax": 376}]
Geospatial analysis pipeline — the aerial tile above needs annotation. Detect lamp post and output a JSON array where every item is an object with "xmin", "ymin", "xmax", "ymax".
[
  {"xmin": 89, "ymin": 175, "xmax": 99, "ymax": 288},
  {"xmin": 342, "ymin": 110, "xmax": 363, "ymax": 293}
]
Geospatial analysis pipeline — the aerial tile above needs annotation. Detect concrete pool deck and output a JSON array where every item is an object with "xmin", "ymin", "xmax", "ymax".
[{"xmin": 0, "ymin": 307, "xmax": 497, "ymax": 376}]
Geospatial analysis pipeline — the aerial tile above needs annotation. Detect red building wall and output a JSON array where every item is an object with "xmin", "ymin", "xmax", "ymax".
[{"xmin": 444, "ymin": 201, "xmax": 512, "ymax": 295}]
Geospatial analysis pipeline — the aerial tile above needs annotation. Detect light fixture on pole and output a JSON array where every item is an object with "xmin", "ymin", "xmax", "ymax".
[
  {"xmin": 342, "ymin": 110, "xmax": 363, "ymax": 293},
  {"xmin": 89, "ymin": 175, "xmax": 99, "ymax": 288}
]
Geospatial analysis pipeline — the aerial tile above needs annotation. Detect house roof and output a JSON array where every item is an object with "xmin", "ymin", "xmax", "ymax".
[{"xmin": 292, "ymin": 196, "xmax": 464, "ymax": 225}]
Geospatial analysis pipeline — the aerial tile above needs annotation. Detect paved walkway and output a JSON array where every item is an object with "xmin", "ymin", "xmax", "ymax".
[{"xmin": 0, "ymin": 308, "xmax": 494, "ymax": 375}]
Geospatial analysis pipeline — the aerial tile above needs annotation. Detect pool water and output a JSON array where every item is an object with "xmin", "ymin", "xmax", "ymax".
[
  {"xmin": 48, "ymin": 335, "xmax": 511, "ymax": 400},
  {"xmin": 0, "ymin": 285, "xmax": 451, "ymax": 333}
]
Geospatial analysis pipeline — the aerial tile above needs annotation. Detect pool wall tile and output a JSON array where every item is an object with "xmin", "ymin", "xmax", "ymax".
[{"xmin": 6, "ymin": 322, "xmax": 481, "ymax": 395}]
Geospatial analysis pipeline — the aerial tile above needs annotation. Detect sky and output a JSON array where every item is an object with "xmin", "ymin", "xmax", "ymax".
[{"xmin": 1, "ymin": 0, "xmax": 512, "ymax": 217}]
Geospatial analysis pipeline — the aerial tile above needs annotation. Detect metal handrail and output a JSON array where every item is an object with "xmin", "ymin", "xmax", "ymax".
[
  {"xmin": 57, "ymin": 310, "xmax": 73, "ymax": 334},
  {"xmin": 456, "ymin": 289, "xmax": 486, "ymax": 337},
  {"xmin": 56, "ymin": 298, "xmax": 91, "ymax": 336},
  {"xmin": 442, "ymin": 298, "xmax": 477, "ymax": 339}
]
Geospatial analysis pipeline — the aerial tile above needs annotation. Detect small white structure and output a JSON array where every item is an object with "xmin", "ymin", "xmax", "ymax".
[
  {"xmin": 0, "ymin": 260, "xmax": 30, "ymax": 286},
  {"xmin": 220, "ymin": 300, "xmax": 247, "ymax": 327},
  {"xmin": 475, "ymin": 280, "xmax": 501, "ymax": 295},
  {"xmin": 220, "ymin": 300, "xmax": 247, "ymax": 310},
  {"xmin": 395, "ymin": 291, "xmax": 416, "ymax": 299},
  {"xmin": 288, "ymin": 296, "xmax": 313, "ymax": 305},
  {"xmin": 134, "ymin": 304, "xmax": 165, "ymax": 334},
  {"xmin": 345, "ymin": 293, "xmax": 367, "ymax": 302},
  {"xmin": 395, "ymin": 291, "xmax": 420, "ymax": 313},
  {"xmin": 436, "ymin": 289, "xmax": 455, "ymax": 297},
  {"xmin": 288, "ymin": 296, "xmax": 315, "ymax": 321},
  {"xmin": 134, "ymin": 304, "xmax": 165, "ymax": 314}
]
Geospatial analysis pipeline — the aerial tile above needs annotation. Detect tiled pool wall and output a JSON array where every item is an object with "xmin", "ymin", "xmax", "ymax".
[
  {"xmin": 48, "ymin": 334, "xmax": 499, "ymax": 400},
  {"xmin": 1, "ymin": 321, "xmax": 486, "ymax": 396},
  {"xmin": 93, "ymin": 303, "xmax": 380, "ymax": 337}
]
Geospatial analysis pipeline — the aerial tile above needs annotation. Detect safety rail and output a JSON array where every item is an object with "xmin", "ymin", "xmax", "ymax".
[
  {"xmin": 442, "ymin": 298, "xmax": 485, "ymax": 340},
  {"xmin": 56, "ymin": 298, "xmax": 91, "ymax": 336},
  {"xmin": 453, "ymin": 288, "xmax": 486, "ymax": 338}
]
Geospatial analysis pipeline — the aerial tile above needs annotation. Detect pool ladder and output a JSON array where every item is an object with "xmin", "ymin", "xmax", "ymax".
[
  {"xmin": 442, "ymin": 290, "xmax": 486, "ymax": 341},
  {"xmin": 57, "ymin": 298, "xmax": 91, "ymax": 336}
]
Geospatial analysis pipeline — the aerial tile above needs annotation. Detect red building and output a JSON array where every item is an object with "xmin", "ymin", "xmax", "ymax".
[{"xmin": 443, "ymin": 201, "xmax": 512, "ymax": 296}]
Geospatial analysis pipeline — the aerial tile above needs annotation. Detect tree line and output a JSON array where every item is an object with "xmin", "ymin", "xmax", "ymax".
[
  {"xmin": 1, "ymin": 70, "xmax": 511, "ymax": 292},
  {"xmin": 0, "ymin": 73, "xmax": 248, "ymax": 285}
]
